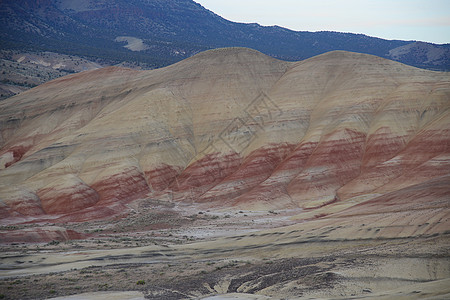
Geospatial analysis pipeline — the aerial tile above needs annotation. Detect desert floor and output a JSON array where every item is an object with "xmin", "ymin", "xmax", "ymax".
[{"xmin": 1, "ymin": 199, "xmax": 449, "ymax": 299}]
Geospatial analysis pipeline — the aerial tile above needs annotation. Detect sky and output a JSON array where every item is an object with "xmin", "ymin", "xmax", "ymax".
[{"xmin": 195, "ymin": 0, "xmax": 450, "ymax": 44}]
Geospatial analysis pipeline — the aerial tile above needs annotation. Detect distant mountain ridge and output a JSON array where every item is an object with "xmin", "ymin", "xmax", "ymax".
[{"xmin": 0, "ymin": 0, "xmax": 449, "ymax": 70}]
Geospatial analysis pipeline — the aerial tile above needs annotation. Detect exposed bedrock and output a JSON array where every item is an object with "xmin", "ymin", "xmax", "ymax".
[
  {"xmin": 37, "ymin": 175, "xmax": 99, "ymax": 214},
  {"xmin": 198, "ymin": 143, "xmax": 295, "ymax": 205},
  {"xmin": 287, "ymin": 128, "xmax": 366, "ymax": 208}
]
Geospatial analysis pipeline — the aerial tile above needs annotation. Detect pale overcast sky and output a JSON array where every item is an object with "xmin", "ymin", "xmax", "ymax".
[{"xmin": 195, "ymin": 0, "xmax": 450, "ymax": 44}]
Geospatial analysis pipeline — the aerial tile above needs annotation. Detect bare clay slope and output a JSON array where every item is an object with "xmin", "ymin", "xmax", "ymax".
[
  {"xmin": 0, "ymin": 48, "xmax": 449, "ymax": 233},
  {"xmin": 0, "ymin": 48, "xmax": 291, "ymax": 222}
]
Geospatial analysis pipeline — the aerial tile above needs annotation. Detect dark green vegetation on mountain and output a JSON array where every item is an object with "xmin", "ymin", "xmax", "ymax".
[{"xmin": 1, "ymin": 0, "xmax": 449, "ymax": 71}]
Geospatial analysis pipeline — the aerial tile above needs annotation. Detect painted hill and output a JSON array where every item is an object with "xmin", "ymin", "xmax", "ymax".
[
  {"xmin": 0, "ymin": 48, "xmax": 449, "ymax": 226},
  {"xmin": 0, "ymin": 48, "xmax": 449, "ymax": 300}
]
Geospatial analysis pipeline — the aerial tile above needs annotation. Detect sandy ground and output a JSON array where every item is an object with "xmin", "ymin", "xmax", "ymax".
[
  {"xmin": 42, "ymin": 278, "xmax": 450, "ymax": 300},
  {"xmin": 115, "ymin": 36, "xmax": 149, "ymax": 51},
  {"xmin": 48, "ymin": 291, "xmax": 146, "ymax": 300},
  {"xmin": 1, "ymin": 198, "xmax": 449, "ymax": 300},
  {"xmin": 201, "ymin": 294, "xmax": 271, "ymax": 299}
]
